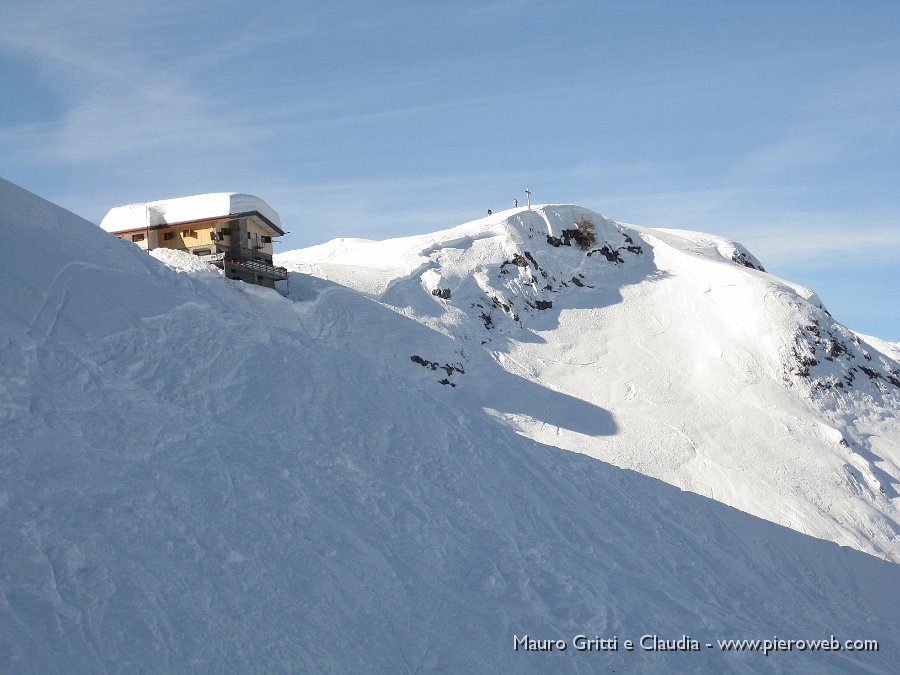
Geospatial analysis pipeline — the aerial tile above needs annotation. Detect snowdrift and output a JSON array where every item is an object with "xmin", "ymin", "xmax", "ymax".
[{"xmin": 1, "ymin": 179, "xmax": 898, "ymax": 673}]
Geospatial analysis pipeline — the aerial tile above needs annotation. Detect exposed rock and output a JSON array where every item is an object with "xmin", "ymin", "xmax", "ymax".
[
  {"xmin": 731, "ymin": 250, "xmax": 766, "ymax": 272},
  {"xmin": 589, "ymin": 246, "xmax": 624, "ymax": 263},
  {"xmin": 491, "ymin": 296, "xmax": 511, "ymax": 312}
]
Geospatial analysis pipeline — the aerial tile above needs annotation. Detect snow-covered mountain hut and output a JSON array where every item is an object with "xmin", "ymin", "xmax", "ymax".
[{"xmin": 101, "ymin": 193, "xmax": 288, "ymax": 288}]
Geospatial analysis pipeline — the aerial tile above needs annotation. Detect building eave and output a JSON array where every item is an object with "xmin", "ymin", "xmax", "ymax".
[{"xmin": 105, "ymin": 210, "xmax": 285, "ymax": 237}]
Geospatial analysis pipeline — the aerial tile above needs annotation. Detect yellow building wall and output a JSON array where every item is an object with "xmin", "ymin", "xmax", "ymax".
[
  {"xmin": 119, "ymin": 216, "xmax": 277, "ymax": 256},
  {"xmin": 246, "ymin": 216, "xmax": 276, "ymax": 256},
  {"xmin": 156, "ymin": 219, "xmax": 223, "ymax": 252}
]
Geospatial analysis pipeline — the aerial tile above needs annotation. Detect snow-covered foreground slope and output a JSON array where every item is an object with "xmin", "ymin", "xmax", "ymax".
[
  {"xmin": 280, "ymin": 206, "xmax": 900, "ymax": 562},
  {"xmin": 1, "ymin": 180, "xmax": 898, "ymax": 673}
]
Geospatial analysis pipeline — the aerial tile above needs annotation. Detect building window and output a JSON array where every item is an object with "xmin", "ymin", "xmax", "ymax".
[
  {"xmin": 182, "ymin": 229, "xmax": 189, "ymax": 236},
  {"xmin": 132, "ymin": 233, "xmax": 145, "ymax": 242},
  {"xmin": 163, "ymin": 232, "xmax": 174, "ymax": 241},
  {"xmin": 261, "ymin": 236, "xmax": 272, "ymax": 244}
]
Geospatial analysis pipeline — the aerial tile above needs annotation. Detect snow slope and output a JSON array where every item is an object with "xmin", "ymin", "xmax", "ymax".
[
  {"xmin": 1, "ymin": 180, "xmax": 898, "ymax": 673},
  {"xmin": 279, "ymin": 205, "xmax": 900, "ymax": 562}
]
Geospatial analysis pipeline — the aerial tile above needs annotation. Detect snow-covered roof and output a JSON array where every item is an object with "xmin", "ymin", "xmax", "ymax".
[{"xmin": 100, "ymin": 193, "xmax": 284, "ymax": 235}]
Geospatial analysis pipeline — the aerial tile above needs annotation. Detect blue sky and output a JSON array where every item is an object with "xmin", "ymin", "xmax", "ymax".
[{"xmin": 1, "ymin": 0, "xmax": 898, "ymax": 339}]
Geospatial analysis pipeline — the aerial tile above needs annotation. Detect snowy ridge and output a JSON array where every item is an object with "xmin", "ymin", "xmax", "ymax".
[
  {"xmin": 2, "ymin": 180, "xmax": 898, "ymax": 672},
  {"xmin": 279, "ymin": 205, "xmax": 900, "ymax": 561}
]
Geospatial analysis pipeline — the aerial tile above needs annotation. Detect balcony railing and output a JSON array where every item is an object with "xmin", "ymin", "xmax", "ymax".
[
  {"xmin": 231, "ymin": 258, "xmax": 289, "ymax": 281},
  {"xmin": 196, "ymin": 244, "xmax": 287, "ymax": 284}
]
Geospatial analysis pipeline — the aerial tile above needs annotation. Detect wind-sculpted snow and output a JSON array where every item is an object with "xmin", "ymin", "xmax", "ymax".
[{"xmin": 1, "ymin": 180, "xmax": 898, "ymax": 673}]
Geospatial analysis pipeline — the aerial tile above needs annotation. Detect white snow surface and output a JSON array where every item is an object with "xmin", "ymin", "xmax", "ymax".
[
  {"xmin": 2, "ymin": 182, "xmax": 899, "ymax": 672},
  {"xmin": 99, "ymin": 192, "xmax": 283, "ymax": 233},
  {"xmin": 279, "ymin": 205, "xmax": 900, "ymax": 561},
  {"xmin": 149, "ymin": 248, "xmax": 225, "ymax": 277}
]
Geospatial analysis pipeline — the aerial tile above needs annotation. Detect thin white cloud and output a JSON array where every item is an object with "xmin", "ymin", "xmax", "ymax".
[
  {"xmin": 264, "ymin": 158, "xmax": 684, "ymax": 246},
  {"xmin": 0, "ymin": 1, "xmax": 274, "ymax": 166},
  {"xmin": 732, "ymin": 215, "xmax": 900, "ymax": 267},
  {"xmin": 728, "ymin": 57, "xmax": 900, "ymax": 182},
  {"xmin": 733, "ymin": 137, "xmax": 843, "ymax": 178},
  {"xmin": 582, "ymin": 185, "xmax": 900, "ymax": 265}
]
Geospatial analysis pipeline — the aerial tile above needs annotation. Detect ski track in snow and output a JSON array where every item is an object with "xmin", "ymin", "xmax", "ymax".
[{"xmin": 27, "ymin": 262, "xmax": 120, "ymax": 343}]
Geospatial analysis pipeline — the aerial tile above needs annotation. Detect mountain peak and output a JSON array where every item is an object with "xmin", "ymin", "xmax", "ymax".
[{"xmin": 278, "ymin": 204, "xmax": 900, "ymax": 560}]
